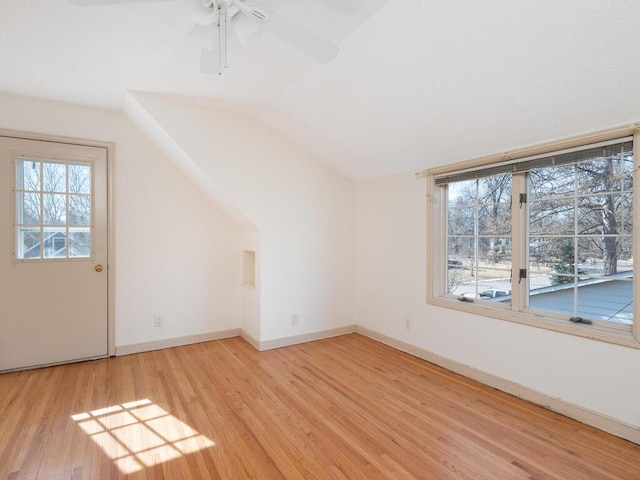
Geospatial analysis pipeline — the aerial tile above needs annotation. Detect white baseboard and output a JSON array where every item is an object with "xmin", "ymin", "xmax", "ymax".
[
  {"xmin": 243, "ymin": 325, "xmax": 356, "ymax": 351},
  {"xmin": 356, "ymin": 326, "xmax": 640, "ymax": 446},
  {"xmin": 240, "ymin": 329, "xmax": 260, "ymax": 350},
  {"xmin": 115, "ymin": 328, "xmax": 241, "ymax": 356}
]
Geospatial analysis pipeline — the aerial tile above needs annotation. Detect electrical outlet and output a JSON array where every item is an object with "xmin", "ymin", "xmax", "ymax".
[
  {"xmin": 292, "ymin": 313, "xmax": 299, "ymax": 325},
  {"xmin": 154, "ymin": 315, "xmax": 164, "ymax": 327},
  {"xmin": 405, "ymin": 317, "xmax": 411, "ymax": 330}
]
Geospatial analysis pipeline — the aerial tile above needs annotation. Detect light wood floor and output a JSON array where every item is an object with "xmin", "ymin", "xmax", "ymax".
[{"xmin": 1, "ymin": 334, "xmax": 639, "ymax": 480}]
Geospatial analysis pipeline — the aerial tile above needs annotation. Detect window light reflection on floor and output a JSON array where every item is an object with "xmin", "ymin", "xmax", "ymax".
[{"xmin": 71, "ymin": 399, "xmax": 215, "ymax": 474}]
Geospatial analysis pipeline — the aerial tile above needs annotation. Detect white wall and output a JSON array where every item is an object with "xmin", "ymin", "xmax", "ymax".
[
  {"xmin": 356, "ymin": 172, "xmax": 640, "ymax": 428},
  {"xmin": 126, "ymin": 92, "xmax": 356, "ymax": 343},
  {"xmin": 0, "ymin": 93, "xmax": 242, "ymax": 348}
]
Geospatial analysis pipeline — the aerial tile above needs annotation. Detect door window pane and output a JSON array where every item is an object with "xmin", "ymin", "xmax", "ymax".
[
  {"xmin": 69, "ymin": 228, "xmax": 91, "ymax": 258},
  {"xmin": 17, "ymin": 227, "xmax": 42, "ymax": 259},
  {"xmin": 69, "ymin": 164, "xmax": 91, "ymax": 194},
  {"xmin": 43, "ymin": 194, "xmax": 67, "ymax": 225},
  {"xmin": 43, "ymin": 161, "xmax": 66, "ymax": 193},
  {"xmin": 69, "ymin": 195, "xmax": 91, "ymax": 225},
  {"xmin": 16, "ymin": 192, "xmax": 41, "ymax": 224},
  {"xmin": 43, "ymin": 228, "xmax": 67, "ymax": 258},
  {"xmin": 16, "ymin": 159, "xmax": 41, "ymax": 191}
]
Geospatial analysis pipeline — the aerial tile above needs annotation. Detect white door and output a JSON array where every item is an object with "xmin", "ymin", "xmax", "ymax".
[{"xmin": 0, "ymin": 136, "xmax": 108, "ymax": 371}]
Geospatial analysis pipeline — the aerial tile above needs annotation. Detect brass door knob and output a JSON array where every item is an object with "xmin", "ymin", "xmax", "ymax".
[{"xmin": 95, "ymin": 264, "xmax": 104, "ymax": 273}]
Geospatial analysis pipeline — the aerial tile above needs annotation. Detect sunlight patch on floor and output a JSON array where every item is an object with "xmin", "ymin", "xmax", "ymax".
[{"xmin": 71, "ymin": 399, "xmax": 215, "ymax": 474}]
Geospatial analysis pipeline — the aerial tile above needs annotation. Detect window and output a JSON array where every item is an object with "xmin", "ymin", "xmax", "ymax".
[
  {"xmin": 14, "ymin": 157, "xmax": 92, "ymax": 260},
  {"xmin": 427, "ymin": 127, "xmax": 639, "ymax": 347}
]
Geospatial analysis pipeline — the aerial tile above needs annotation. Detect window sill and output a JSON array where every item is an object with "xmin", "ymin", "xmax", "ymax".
[{"xmin": 427, "ymin": 295, "xmax": 640, "ymax": 350}]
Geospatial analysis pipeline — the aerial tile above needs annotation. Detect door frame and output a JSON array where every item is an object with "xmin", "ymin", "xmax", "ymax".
[{"xmin": 1, "ymin": 128, "xmax": 115, "ymax": 357}]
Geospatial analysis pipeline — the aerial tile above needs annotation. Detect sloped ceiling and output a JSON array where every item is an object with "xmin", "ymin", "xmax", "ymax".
[{"xmin": 1, "ymin": 0, "xmax": 640, "ymax": 179}]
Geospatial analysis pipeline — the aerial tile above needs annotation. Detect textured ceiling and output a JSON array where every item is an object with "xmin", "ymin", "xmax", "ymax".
[{"xmin": 1, "ymin": 0, "xmax": 640, "ymax": 179}]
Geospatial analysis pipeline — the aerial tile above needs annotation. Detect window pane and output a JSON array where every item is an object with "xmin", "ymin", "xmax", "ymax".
[
  {"xmin": 578, "ymin": 193, "xmax": 632, "ymax": 236},
  {"xmin": 69, "ymin": 228, "xmax": 90, "ymax": 258},
  {"xmin": 43, "ymin": 161, "xmax": 66, "ymax": 193},
  {"xmin": 16, "ymin": 159, "xmax": 40, "ymax": 191},
  {"xmin": 476, "ymin": 237, "xmax": 512, "ymax": 303},
  {"xmin": 529, "ymin": 237, "xmax": 579, "ymax": 313},
  {"xmin": 529, "ymin": 281, "xmax": 576, "ymax": 316},
  {"xmin": 529, "ymin": 253, "xmax": 555, "ymax": 284},
  {"xmin": 477, "ymin": 174, "xmax": 511, "ymax": 202},
  {"xmin": 17, "ymin": 227, "xmax": 42, "ymax": 259},
  {"xmin": 69, "ymin": 164, "xmax": 91, "ymax": 194},
  {"xmin": 614, "ymin": 149, "xmax": 634, "ymax": 177},
  {"xmin": 43, "ymin": 194, "xmax": 67, "ymax": 225},
  {"xmin": 479, "ymin": 237, "xmax": 512, "ymax": 268},
  {"xmin": 577, "ymin": 158, "xmax": 610, "ymax": 194},
  {"xmin": 448, "ymin": 237, "xmax": 474, "ymax": 265},
  {"xmin": 530, "ymin": 198, "xmax": 574, "ymax": 236},
  {"xmin": 447, "ymin": 261, "xmax": 466, "ymax": 295},
  {"xmin": 16, "ymin": 192, "xmax": 41, "ymax": 224},
  {"xmin": 530, "ymin": 165, "xmax": 575, "ymax": 199},
  {"xmin": 576, "ymin": 236, "xmax": 633, "ymax": 277},
  {"xmin": 69, "ymin": 195, "xmax": 91, "ymax": 225},
  {"xmin": 478, "ymin": 203, "xmax": 511, "ymax": 236},
  {"xmin": 447, "ymin": 237, "xmax": 474, "ymax": 295},
  {"xmin": 577, "ymin": 279, "xmax": 633, "ymax": 325},
  {"xmin": 448, "ymin": 179, "xmax": 476, "ymax": 203},
  {"xmin": 43, "ymin": 228, "xmax": 67, "ymax": 258},
  {"xmin": 613, "ymin": 149, "xmax": 634, "ymax": 192},
  {"xmin": 576, "ymin": 145, "xmax": 632, "ymax": 194},
  {"xmin": 445, "ymin": 235, "xmax": 513, "ymax": 302},
  {"xmin": 448, "ymin": 207, "xmax": 474, "ymax": 235},
  {"xmin": 530, "ymin": 237, "xmax": 575, "ymax": 274}
]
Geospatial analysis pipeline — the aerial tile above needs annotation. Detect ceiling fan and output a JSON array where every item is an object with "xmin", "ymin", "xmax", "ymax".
[{"xmin": 68, "ymin": 0, "xmax": 339, "ymax": 75}]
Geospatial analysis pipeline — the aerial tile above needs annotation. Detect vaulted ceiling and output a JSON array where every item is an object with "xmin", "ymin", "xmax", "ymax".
[{"xmin": 1, "ymin": 0, "xmax": 640, "ymax": 179}]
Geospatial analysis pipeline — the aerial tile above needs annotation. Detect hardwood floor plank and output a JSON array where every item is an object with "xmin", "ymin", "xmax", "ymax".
[{"xmin": 1, "ymin": 333, "xmax": 639, "ymax": 480}]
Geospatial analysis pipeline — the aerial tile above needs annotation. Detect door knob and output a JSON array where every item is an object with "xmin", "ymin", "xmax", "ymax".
[{"xmin": 95, "ymin": 264, "xmax": 104, "ymax": 273}]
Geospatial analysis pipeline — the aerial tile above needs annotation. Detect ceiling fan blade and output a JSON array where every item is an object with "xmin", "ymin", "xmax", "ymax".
[
  {"xmin": 184, "ymin": 0, "xmax": 217, "ymax": 26},
  {"xmin": 234, "ymin": 1, "xmax": 338, "ymax": 64},
  {"xmin": 231, "ymin": 13, "xmax": 262, "ymax": 46},
  {"xmin": 68, "ymin": 0, "xmax": 175, "ymax": 5}
]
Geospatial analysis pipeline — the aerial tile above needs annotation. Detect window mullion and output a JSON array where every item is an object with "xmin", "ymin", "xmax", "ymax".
[
  {"xmin": 511, "ymin": 173, "xmax": 528, "ymax": 312},
  {"xmin": 474, "ymin": 180, "xmax": 479, "ymax": 294},
  {"xmin": 572, "ymin": 164, "xmax": 579, "ymax": 317},
  {"xmin": 633, "ymin": 131, "xmax": 640, "ymax": 342},
  {"xmin": 39, "ymin": 161, "xmax": 44, "ymax": 259},
  {"xmin": 426, "ymin": 173, "xmax": 443, "ymax": 301}
]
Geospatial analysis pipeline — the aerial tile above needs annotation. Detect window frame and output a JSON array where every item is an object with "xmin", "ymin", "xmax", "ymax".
[{"xmin": 426, "ymin": 124, "xmax": 640, "ymax": 349}]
